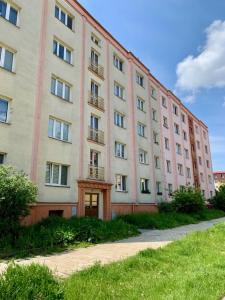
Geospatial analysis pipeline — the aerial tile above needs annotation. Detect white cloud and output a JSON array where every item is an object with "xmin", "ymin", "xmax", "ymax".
[{"xmin": 176, "ymin": 20, "xmax": 225, "ymax": 92}]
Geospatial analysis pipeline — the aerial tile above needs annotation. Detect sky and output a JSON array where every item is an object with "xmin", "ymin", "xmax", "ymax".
[{"xmin": 79, "ymin": 0, "xmax": 225, "ymax": 171}]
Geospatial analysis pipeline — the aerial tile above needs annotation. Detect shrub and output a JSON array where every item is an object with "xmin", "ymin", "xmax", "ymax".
[
  {"xmin": 0, "ymin": 264, "xmax": 63, "ymax": 300},
  {"xmin": 0, "ymin": 165, "xmax": 37, "ymax": 240},
  {"xmin": 171, "ymin": 187, "xmax": 205, "ymax": 213},
  {"xmin": 158, "ymin": 201, "xmax": 174, "ymax": 213},
  {"xmin": 210, "ymin": 184, "xmax": 225, "ymax": 211}
]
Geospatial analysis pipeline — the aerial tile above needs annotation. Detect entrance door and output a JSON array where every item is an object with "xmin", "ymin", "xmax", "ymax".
[{"xmin": 85, "ymin": 193, "xmax": 99, "ymax": 218}]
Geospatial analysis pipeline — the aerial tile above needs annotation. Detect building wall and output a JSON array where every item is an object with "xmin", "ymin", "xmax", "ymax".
[{"xmin": 0, "ymin": 0, "xmax": 215, "ymax": 223}]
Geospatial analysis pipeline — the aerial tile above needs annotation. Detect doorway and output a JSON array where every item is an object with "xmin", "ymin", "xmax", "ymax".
[{"xmin": 85, "ymin": 193, "xmax": 99, "ymax": 218}]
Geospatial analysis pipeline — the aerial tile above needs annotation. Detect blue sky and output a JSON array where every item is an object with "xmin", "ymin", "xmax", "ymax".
[{"xmin": 79, "ymin": 0, "xmax": 225, "ymax": 170}]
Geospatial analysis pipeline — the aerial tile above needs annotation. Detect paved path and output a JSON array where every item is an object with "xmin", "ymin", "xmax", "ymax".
[{"xmin": 1, "ymin": 217, "xmax": 225, "ymax": 277}]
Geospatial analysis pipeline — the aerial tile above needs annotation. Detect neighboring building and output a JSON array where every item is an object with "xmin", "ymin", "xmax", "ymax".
[
  {"xmin": 214, "ymin": 171, "xmax": 225, "ymax": 190},
  {"xmin": 0, "ymin": 0, "xmax": 215, "ymax": 223}
]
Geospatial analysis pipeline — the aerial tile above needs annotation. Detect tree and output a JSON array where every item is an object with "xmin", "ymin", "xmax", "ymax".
[
  {"xmin": 0, "ymin": 165, "xmax": 37, "ymax": 240},
  {"xmin": 210, "ymin": 184, "xmax": 225, "ymax": 211}
]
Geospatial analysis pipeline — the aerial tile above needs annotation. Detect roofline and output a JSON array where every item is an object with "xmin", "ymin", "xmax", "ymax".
[
  {"xmin": 213, "ymin": 171, "xmax": 225, "ymax": 174},
  {"xmin": 67, "ymin": 0, "xmax": 208, "ymax": 129}
]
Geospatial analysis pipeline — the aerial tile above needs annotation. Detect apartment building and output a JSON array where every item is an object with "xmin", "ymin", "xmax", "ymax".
[
  {"xmin": 0, "ymin": 0, "xmax": 215, "ymax": 223},
  {"xmin": 214, "ymin": 171, "xmax": 225, "ymax": 190}
]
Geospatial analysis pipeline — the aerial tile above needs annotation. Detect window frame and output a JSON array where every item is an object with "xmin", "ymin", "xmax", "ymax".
[
  {"xmin": 115, "ymin": 174, "xmax": 127, "ymax": 192},
  {"xmin": 113, "ymin": 54, "xmax": 123, "ymax": 72},
  {"xmin": 114, "ymin": 111, "xmax": 125, "ymax": 128},
  {"xmin": 0, "ymin": 45, "xmax": 15, "ymax": 72},
  {"xmin": 0, "ymin": 1, "xmax": 19, "ymax": 26},
  {"xmin": 45, "ymin": 162, "xmax": 69, "ymax": 187},
  {"xmin": 115, "ymin": 141, "xmax": 126, "ymax": 159},
  {"xmin": 140, "ymin": 178, "xmax": 150, "ymax": 194},
  {"xmin": 53, "ymin": 39, "xmax": 72, "ymax": 64},
  {"xmin": 137, "ymin": 122, "xmax": 146, "ymax": 137},
  {"xmin": 51, "ymin": 76, "xmax": 71, "ymax": 102},
  {"xmin": 0, "ymin": 97, "xmax": 9, "ymax": 123},
  {"xmin": 55, "ymin": 4, "xmax": 73, "ymax": 30},
  {"xmin": 48, "ymin": 117, "xmax": 71, "ymax": 142}
]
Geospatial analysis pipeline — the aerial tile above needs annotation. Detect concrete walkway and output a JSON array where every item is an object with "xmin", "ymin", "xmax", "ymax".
[{"xmin": 1, "ymin": 217, "xmax": 225, "ymax": 277}]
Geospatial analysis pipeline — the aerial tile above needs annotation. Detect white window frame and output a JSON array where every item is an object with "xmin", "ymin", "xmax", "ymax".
[
  {"xmin": 139, "ymin": 149, "xmax": 147, "ymax": 164},
  {"xmin": 136, "ymin": 72, "xmax": 144, "ymax": 87},
  {"xmin": 163, "ymin": 116, "xmax": 168, "ymax": 128},
  {"xmin": 153, "ymin": 131, "xmax": 159, "ymax": 144},
  {"xmin": 114, "ymin": 82, "xmax": 125, "ymax": 100},
  {"xmin": 152, "ymin": 109, "xmax": 157, "ymax": 121},
  {"xmin": 113, "ymin": 54, "xmax": 123, "ymax": 72},
  {"xmin": 162, "ymin": 96, "xmax": 167, "ymax": 108},
  {"xmin": 140, "ymin": 178, "xmax": 150, "ymax": 193},
  {"xmin": 176, "ymin": 143, "xmax": 182, "ymax": 155},
  {"xmin": 186, "ymin": 167, "xmax": 191, "ymax": 179},
  {"xmin": 0, "ymin": 46, "xmax": 15, "ymax": 72},
  {"xmin": 151, "ymin": 87, "xmax": 157, "ymax": 99},
  {"xmin": 114, "ymin": 111, "xmax": 125, "ymax": 128},
  {"xmin": 45, "ymin": 162, "xmax": 69, "ymax": 186},
  {"xmin": 51, "ymin": 76, "xmax": 71, "ymax": 101},
  {"xmin": 0, "ymin": 97, "xmax": 9, "ymax": 123},
  {"xmin": 115, "ymin": 174, "xmax": 127, "ymax": 192},
  {"xmin": 184, "ymin": 148, "xmax": 189, "ymax": 159},
  {"xmin": 137, "ymin": 97, "xmax": 144, "ymax": 111},
  {"xmin": 53, "ymin": 40, "xmax": 72, "ymax": 64},
  {"xmin": 155, "ymin": 156, "xmax": 160, "ymax": 169},
  {"xmin": 0, "ymin": 1, "xmax": 19, "ymax": 26},
  {"xmin": 178, "ymin": 164, "xmax": 183, "ymax": 176},
  {"xmin": 174, "ymin": 123, "xmax": 180, "ymax": 135},
  {"xmin": 91, "ymin": 33, "xmax": 101, "ymax": 47},
  {"xmin": 166, "ymin": 160, "xmax": 172, "ymax": 173},
  {"xmin": 115, "ymin": 142, "xmax": 125, "ymax": 159},
  {"xmin": 137, "ymin": 123, "xmax": 146, "ymax": 137},
  {"xmin": 0, "ymin": 152, "xmax": 6, "ymax": 164},
  {"xmin": 165, "ymin": 137, "xmax": 170, "ymax": 150},
  {"xmin": 48, "ymin": 117, "xmax": 70, "ymax": 142},
  {"xmin": 55, "ymin": 4, "xmax": 73, "ymax": 30},
  {"xmin": 156, "ymin": 181, "xmax": 162, "ymax": 195}
]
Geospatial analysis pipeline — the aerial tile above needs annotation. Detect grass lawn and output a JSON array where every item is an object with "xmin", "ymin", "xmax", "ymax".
[
  {"xmin": 64, "ymin": 222, "xmax": 225, "ymax": 300},
  {"xmin": 118, "ymin": 208, "xmax": 225, "ymax": 229}
]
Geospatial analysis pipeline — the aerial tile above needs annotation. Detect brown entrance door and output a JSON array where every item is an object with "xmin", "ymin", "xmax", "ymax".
[{"xmin": 85, "ymin": 193, "xmax": 99, "ymax": 218}]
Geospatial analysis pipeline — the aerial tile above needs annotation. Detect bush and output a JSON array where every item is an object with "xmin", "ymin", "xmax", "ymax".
[
  {"xmin": 0, "ymin": 165, "xmax": 37, "ymax": 240},
  {"xmin": 171, "ymin": 187, "xmax": 205, "ymax": 213},
  {"xmin": 210, "ymin": 185, "xmax": 225, "ymax": 211},
  {"xmin": 0, "ymin": 216, "xmax": 139, "ymax": 258},
  {"xmin": 158, "ymin": 201, "xmax": 174, "ymax": 213},
  {"xmin": 0, "ymin": 264, "xmax": 63, "ymax": 300}
]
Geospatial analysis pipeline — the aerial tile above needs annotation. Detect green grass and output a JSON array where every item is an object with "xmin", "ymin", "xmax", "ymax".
[
  {"xmin": 0, "ymin": 216, "xmax": 139, "ymax": 259},
  {"xmin": 64, "ymin": 222, "xmax": 225, "ymax": 300},
  {"xmin": 118, "ymin": 208, "xmax": 225, "ymax": 229}
]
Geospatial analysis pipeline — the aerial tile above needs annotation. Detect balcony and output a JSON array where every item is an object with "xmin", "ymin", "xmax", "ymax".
[
  {"xmin": 88, "ymin": 59, "xmax": 104, "ymax": 79},
  {"xmin": 88, "ymin": 126, "xmax": 104, "ymax": 145},
  {"xmin": 88, "ymin": 92, "xmax": 104, "ymax": 111},
  {"xmin": 88, "ymin": 165, "xmax": 104, "ymax": 181}
]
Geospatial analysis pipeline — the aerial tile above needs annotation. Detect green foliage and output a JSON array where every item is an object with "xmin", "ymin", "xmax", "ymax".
[
  {"xmin": 63, "ymin": 223, "xmax": 225, "ymax": 300},
  {"xmin": 158, "ymin": 201, "xmax": 174, "ymax": 213},
  {"xmin": 0, "ymin": 264, "xmax": 63, "ymax": 300},
  {"xmin": 210, "ymin": 184, "xmax": 225, "ymax": 211},
  {"xmin": 0, "ymin": 165, "xmax": 37, "ymax": 239},
  {"xmin": 171, "ymin": 186, "xmax": 205, "ymax": 213},
  {"xmin": 118, "ymin": 208, "xmax": 225, "ymax": 229},
  {"xmin": 0, "ymin": 216, "xmax": 139, "ymax": 258}
]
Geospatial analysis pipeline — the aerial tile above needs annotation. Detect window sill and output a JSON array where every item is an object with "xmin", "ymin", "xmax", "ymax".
[
  {"xmin": 45, "ymin": 184, "xmax": 70, "ymax": 188},
  {"xmin": 51, "ymin": 92, "xmax": 73, "ymax": 104},
  {"xmin": 53, "ymin": 54, "xmax": 74, "ymax": 66},
  {"xmin": 151, "ymin": 95, "xmax": 157, "ymax": 100},
  {"xmin": 115, "ymin": 95, "xmax": 126, "ymax": 102},
  {"xmin": 115, "ymin": 156, "xmax": 127, "ymax": 160},
  {"xmin": 0, "ymin": 16, "xmax": 20, "ymax": 29},
  {"xmin": 0, "ymin": 120, "xmax": 11, "ymax": 125},
  {"xmin": 116, "ymin": 190, "xmax": 128, "ymax": 193},
  {"xmin": 0, "ymin": 66, "xmax": 16, "ymax": 74},
  {"xmin": 157, "ymin": 192, "xmax": 163, "ymax": 196},
  {"xmin": 137, "ymin": 108, "xmax": 146, "ymax": 113},
  {"xmin": 141, "ymin": 191, "xmax": 151, "ymax": 194},
  {"xmin": 139, "ymin": 162, "xmax": 149, "ymax": 166},
  {"xmin": 49, "ymin": 136, "xmax": 72, "ymax": 144}
]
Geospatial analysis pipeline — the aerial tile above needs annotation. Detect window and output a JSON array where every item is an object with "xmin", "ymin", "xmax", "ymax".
[
  {"xmin": 202, "ymin": 190, "xmax": 205, "ymax": 196},
  {"xmin": 156, "ymin": 181, "xmax": 162, "ymax": 195},
  {"xmin": 155, "ymin": 156, "xmax": 160, "ymax": 169},
  {"xmin": 114, "ymin": 111, "xmax": 125, "ymax": 128},
  {"xmin": 152, "ymin": 109, "xmax": 157, "ymax": 121},
  {"xmin": 0, "ymin": 1, "xmax": 18, "ymax": 26},
  {"xmin": 168, "ymin": 184, "xmax": 173, "ymax": 196},
  {"xmin": 210, "ymin": 191, "xmax": 213, "ymax": 198},
  {"xmin": 91, "ymin": 34, "xmax": 101, "ymax": 47},
  {"xmin": 48, "ymin": 118, "xmax": 70, "ymax": 142},
  {"xmin": 140, "ymin": 178, "xmax": 150, "ymax": 194},
  {"xmin": 205, "ymin": 145, "xmax": 208, "ymax": 154},
  {"xmin": 197, "ymin": 141, "xmax": 200, "ymax": 149},
  {"xmin": 200, "ymin": 172, "xmax": 204, "ymax": 182},
  {"xmin": 139, "ymin": 149, "xmax": 147, "ymax": 164},
  {"xmin": 90, "ymin": 49, "xmax": 99, "ymax": 66},
  {"xmin": 137, "ymin": 123, "xmax": 146, "ymax": 137},
  {"xmin": 151, "ymin": 87, "xmax": 157, "ymax": 99},
  {"xmin": 186, "ymin": 167, "xmax": 191, "ymax": 178},
  {"xmin": 174, "ymin": 123, "xmax": 180, "ymax": 135},
  {"xmin": 203, "ymin": 131, "xmax": 206, "ymax": 139},
  {"xmin": 163, "ymin": 116, "xmax": 168, "ymax": 128},
  {"xmin": 153, "ymin": 131, "xmax": 159, "ymax": 144},
  {"xmin": 137, "ymin": 97, "xmax": 144, "ymax": 111},
  {"xmin": 113, "ymin": 54, "xmax": 123, "ymax": 72},
  {"xmin": 0, "ymin": 46, "xmax": 14, "ymax": 72},
  {"xmin": 198, "ymin": 156, "xmax": 202, "ymax": 165},
  {"xmin": 176, "ymin": 143, "xmax": 182, "ymax": 155},
  {"xmin": 173, "ymin": 104, "xmax": 178, "ymax": 116},
  {"xmin": 114, "ymin": 82, "xmax": 125, "ymax": 100},
  {"xmin": 115, "ymin": 142, "xmax": 125, "ymax": 159},
  {"xmin": 115, "ymin": 175, "xmax": 127, "ymax": 192},
  {"xmin": 45, "ymin": 162, "xmax": 68, "ymax": 186},
  {"xmin": 206, "ymin": 160, "xmax": 210, "ymax": 168},
  {"xmin": 51, "ymin": 77, "xmax": 71, "ymax": 101},
  {"xmin": 165, "ymin": 137, "xmax": 170, "ymax": 150},
  {"xmin": 195, "ymin": 125, "xmax": 199, "ymax": 134},
  {"xmin": 208, "ymin": 175, "xmax": 212, "ymax": 184},
  {"xmin": 53, "ymin": 40, "xmax": 72, "ymax": 64},
  {"xmin": 184, "ymin": 148, "xmax": 189, "ymax": 159},
  {"xmin": 162, "ymin": 96, "xmax": 167, "ymax": 108},
  {"xmin": 55, "ymin": 5, "xmax": 73, "ymax": 30},
  {"xmin": 181, "ymin": 113, "xmax": 185, "ymax": 123},
  {"xmin": 136, "ymin": 72, "xmax": 144, "ymax": 87},
  {"xmin": 0, "ymin": 153, "xmax": 5, "ymax": 164},
  {"xmin": 166, "ymin": 160, "xmax": 172, "ymax": 173},
  {"xmin": 0, "ymin": 98, "xmax": 8, "ymax": 123},
  {"xmin": 178, "ymin": 164, "xmax": 183, "ymax": 176},
  {"xmin": 183, "ymin": 130, "xmax": 187, "ymax": 140}
]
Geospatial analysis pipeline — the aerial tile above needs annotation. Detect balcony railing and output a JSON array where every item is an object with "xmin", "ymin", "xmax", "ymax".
[
  {"xmin": 88, "ymin": 126, "xmax": 104, "ymax": 145},
  {"xmin": 88, "ymin": 92, "xmax": 104, "ymax": 111},
  {"xmin": 88, "ymin": 165, "xmax": 104, "ymax": 181},
  {"xmin": 89, "ymin": 59, "xmax": 104, "ymax": 79}
]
